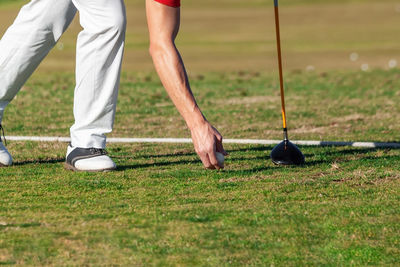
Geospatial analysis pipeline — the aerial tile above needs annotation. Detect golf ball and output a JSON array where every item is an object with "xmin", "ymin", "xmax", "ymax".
[
  {"xmin": 350, "ymin": 52, "xmax": 359, "ymax": 62},
  {"xmin": 215, "ymin": 152, "xmax": 225, "ymax": 167},
  {"xmin": 389, "ymin": 59, "xmax": 397, "ymax": 69},
  {"xmin": 306, "ymin": 65, "xmax": 315, "ymax": 72},
  {"xmin": 361, "ymin": 63, "xmax": 369, "ymax": 71}
]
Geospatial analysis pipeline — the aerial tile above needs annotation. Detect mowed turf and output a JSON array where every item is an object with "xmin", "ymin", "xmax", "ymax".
[
  {"xmin": 1, "ymin": 0, "xmax": 400, "ymax": 265},
  {"xmin": 3, "ymin": 70, "xmax": 400, "ymax": 141},
  {"xmin": 0, "ymin": 142, "xmax": 399, "ymax": 265},
  {"xmin": 1, "ymin": 0, "xmax": 400, "ymax": 72},
  {"xmin": 0, "ymin": 70, "xmax": 399, "ymax": 265}
]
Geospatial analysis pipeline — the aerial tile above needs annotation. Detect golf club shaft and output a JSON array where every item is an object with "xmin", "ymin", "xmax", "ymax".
[{"xmin": 273, "ymin": 0, "xmax": 289, "ymax": 140}]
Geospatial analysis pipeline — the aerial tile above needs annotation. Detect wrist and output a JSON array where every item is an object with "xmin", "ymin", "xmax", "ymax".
[{"xmin": 186, "ymin": 110, "xmax": 208, "ymax": 131}]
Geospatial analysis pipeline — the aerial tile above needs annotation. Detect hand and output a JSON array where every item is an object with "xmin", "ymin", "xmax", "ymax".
[{"xmin": 190, "ymin": 121, "xmax": 228, "ymax": 169}]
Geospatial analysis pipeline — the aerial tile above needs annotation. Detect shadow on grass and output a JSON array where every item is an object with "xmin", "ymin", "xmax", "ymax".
[
  {"xmin": 117, "ymin": 161, "xmax": 273, "ymax": 174},
  {"xmin": 0, "ymin": 261, "xmax": 17, "ymax": 265},
  {"xmin": 116, "ymin": 158, "xmax": 199, "ymax": 171},
  {"xmin": 13, "ymin": 158, "xmax": 64, "ymax": 166},
  {"xmin": 0, "ymin": 222, "xmax": 41, "ymax": 229},
  {"xmin": 305, "ymin": 147, "xmax": 400, "ymax": 167},
  {"xmin": 116, "ymin": 145, "xmax": 399, "ymax": 171},
  {"xmin": 112, "ymin": 151, "xmax": 197, "ymax": 160},
  {"xmin": 10, "ymin": 146, "xmax": 399, "ymax": 171},
  {"xmin": 317, "ymin": 147, "xmax": 389, "ymax": 156},
  {"xmin": 227, "ymin": 146, "xmax": 399, "ymax": 168},
  {"xmin": 115, "ymin": 146, "xmax": 271, "ymax": 171}
]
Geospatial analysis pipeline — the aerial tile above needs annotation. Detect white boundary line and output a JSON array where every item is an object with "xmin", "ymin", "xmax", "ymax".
[{"xmin": 4, "ymin": 136, "xmax": 400, "ymax": 148}]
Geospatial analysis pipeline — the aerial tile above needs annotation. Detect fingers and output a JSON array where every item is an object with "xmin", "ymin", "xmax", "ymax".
[
  {"xmin": 191, "ymin": 123, "xmax": 226, "ymax": 170},
  {"xmin": 216, "ymin": 136, "xmax": 228, "ymax": 156},
  {"xmin": 197, "ymin": 152, "xmax": 215, "ymax": 170},
  {"xmin": 196, "ymin": 146, "xmax": 220, "ymax": 170},
  {"xmin": 215, "ymin": 134, "xmax": 228, "ymax": 156},
  {"xmin": 196, "ymin": 149, "xmax": 222, "ymax": 170},
  {"xmin": 208, "ymin": 146, "xmax": 222, "ymax": 170}
]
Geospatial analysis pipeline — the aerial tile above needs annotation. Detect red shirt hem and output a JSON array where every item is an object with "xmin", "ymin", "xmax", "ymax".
[{"xmin": 154, "ymin": 0, "xmax": 181, "ymax": 7}]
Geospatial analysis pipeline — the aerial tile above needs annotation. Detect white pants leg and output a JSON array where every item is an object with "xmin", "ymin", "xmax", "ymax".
[
  {"xmin": 0, "ymin": 0, "xmax": 77, "ymax": 122},
  {"xmin": 0, "ymin": 0, "xmax": 126, "ymax": 149},
  {"xmin": 70, "ymin": 0, "xmax": 126, "ymax": 149}
]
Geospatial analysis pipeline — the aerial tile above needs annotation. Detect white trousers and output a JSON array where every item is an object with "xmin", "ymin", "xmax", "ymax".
[{"xmin": 0, "ymin": 0, "xmax": 126, "ymax": 148}]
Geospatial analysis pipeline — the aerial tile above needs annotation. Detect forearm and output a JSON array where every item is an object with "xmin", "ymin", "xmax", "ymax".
[
  {"xmin": 146, "ymin": 0, "xmax": 226, "ymax": 169},
  {"xmin": 150, "ymin": 44, "xmax": 206, "ymax": 129}
]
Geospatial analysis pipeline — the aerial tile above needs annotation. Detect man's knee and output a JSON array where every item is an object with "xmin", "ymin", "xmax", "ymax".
[
  {"xmin": 112, "ymin": 14, "xmax": 127, "ymax": 35},
  {"xmin": 83, "ymin": 8, "xmax": 126, "ymax": 37},
  {"xmin": 104, "ymin": 11, "xmax": 127, "ymax": 36}
]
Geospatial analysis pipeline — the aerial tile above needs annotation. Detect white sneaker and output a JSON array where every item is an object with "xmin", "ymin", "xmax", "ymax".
[
  {"xmin": 65, "ymin": 145, "xmax": 116, "ymax": 172},
  {"xmin": 0, "ymin": 141, "xmax": 12, "ymax": 167}
]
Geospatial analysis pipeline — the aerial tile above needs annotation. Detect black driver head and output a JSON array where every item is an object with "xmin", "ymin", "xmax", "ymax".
[{"xmin": 270, "ymin": 140, "xmax": 305, "ymax": 165}]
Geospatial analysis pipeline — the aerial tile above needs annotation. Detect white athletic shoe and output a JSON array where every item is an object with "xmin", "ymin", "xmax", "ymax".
[
  {"xmin": 0, "ymin": 124, "xmax": 12, "ymax": 167},
  {"xmin": 65, "ymin": 145, "xmax": 116, "ymax": 172},
  {"xmin": 0, "ymin": 141, "xmax": 12, "ymax": 167}
]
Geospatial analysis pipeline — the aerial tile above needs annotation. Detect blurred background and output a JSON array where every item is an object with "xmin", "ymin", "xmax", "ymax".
[{"xmin": 1, "ymin": 0, "xmax": 400, "ymax": 74}]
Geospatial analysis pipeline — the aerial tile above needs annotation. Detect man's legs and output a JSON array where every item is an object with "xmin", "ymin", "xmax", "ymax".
[
  {"xmin": 0, "ymin": 0, "xmax": 77, "ymax": 166},
  {"xmin": 70, "ymin": 0, "xmax": 126, "ymax": 148},
  {"xmin": 65, "ymin": 0, "xmax": 126, "ymax": 171}
]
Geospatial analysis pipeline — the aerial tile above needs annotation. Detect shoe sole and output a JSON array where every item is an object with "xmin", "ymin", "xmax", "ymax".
[
  {"xmin": 64, "ymin": 162, "xmax": 116, "ymax": 172},
  {"xmin": 0, "ymin": 163, "xmax": 11, "ymax": 167}
]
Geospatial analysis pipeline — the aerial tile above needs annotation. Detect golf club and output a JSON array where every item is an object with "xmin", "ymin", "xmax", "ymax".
[{"xmin": 270, "ymin": 0, "xmax": 305, "ymax": 165}]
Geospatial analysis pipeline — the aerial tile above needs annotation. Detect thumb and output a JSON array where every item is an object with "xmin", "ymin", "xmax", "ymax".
[{"xmin": 216, "ymin": 137, "xmax": 228, "ymax": 156}]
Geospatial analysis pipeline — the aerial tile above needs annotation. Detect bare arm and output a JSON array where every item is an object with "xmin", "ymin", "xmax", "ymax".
[{"xmin": 146, "ymin": 0, "xmax": 227, "ymax": 169}]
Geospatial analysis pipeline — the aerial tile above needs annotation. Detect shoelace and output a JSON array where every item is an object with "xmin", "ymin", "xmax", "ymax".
[
  {"xmin": 89, "ymin": 147, "xmax": 107, "ymax": 155},
  {"xmin": 0, "ymin": 124, "xmax": 6, "ymax": 146}
]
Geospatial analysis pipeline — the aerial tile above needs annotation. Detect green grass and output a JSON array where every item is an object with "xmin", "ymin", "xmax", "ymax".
[
  {"xmin": 0, "ymin": 0, "xmax": 22, "ymax": 5},
  {"xmin": 1, "ymin": 0, "xmax": 400, "ymax": 265},
  {"xmin": 3, "ymin": 69, "xmax": 400, "ymax": 141},
  {"xmin": 2, "ymin": 0, "xmax": 400, "ymax": 72},
  {"xmin": 1, "ymin": 69, "xmax": 400, "ymax": 265},
  {"xmin": 0, "ymin": 141, "xmax": 399, "ymax": 265}
]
